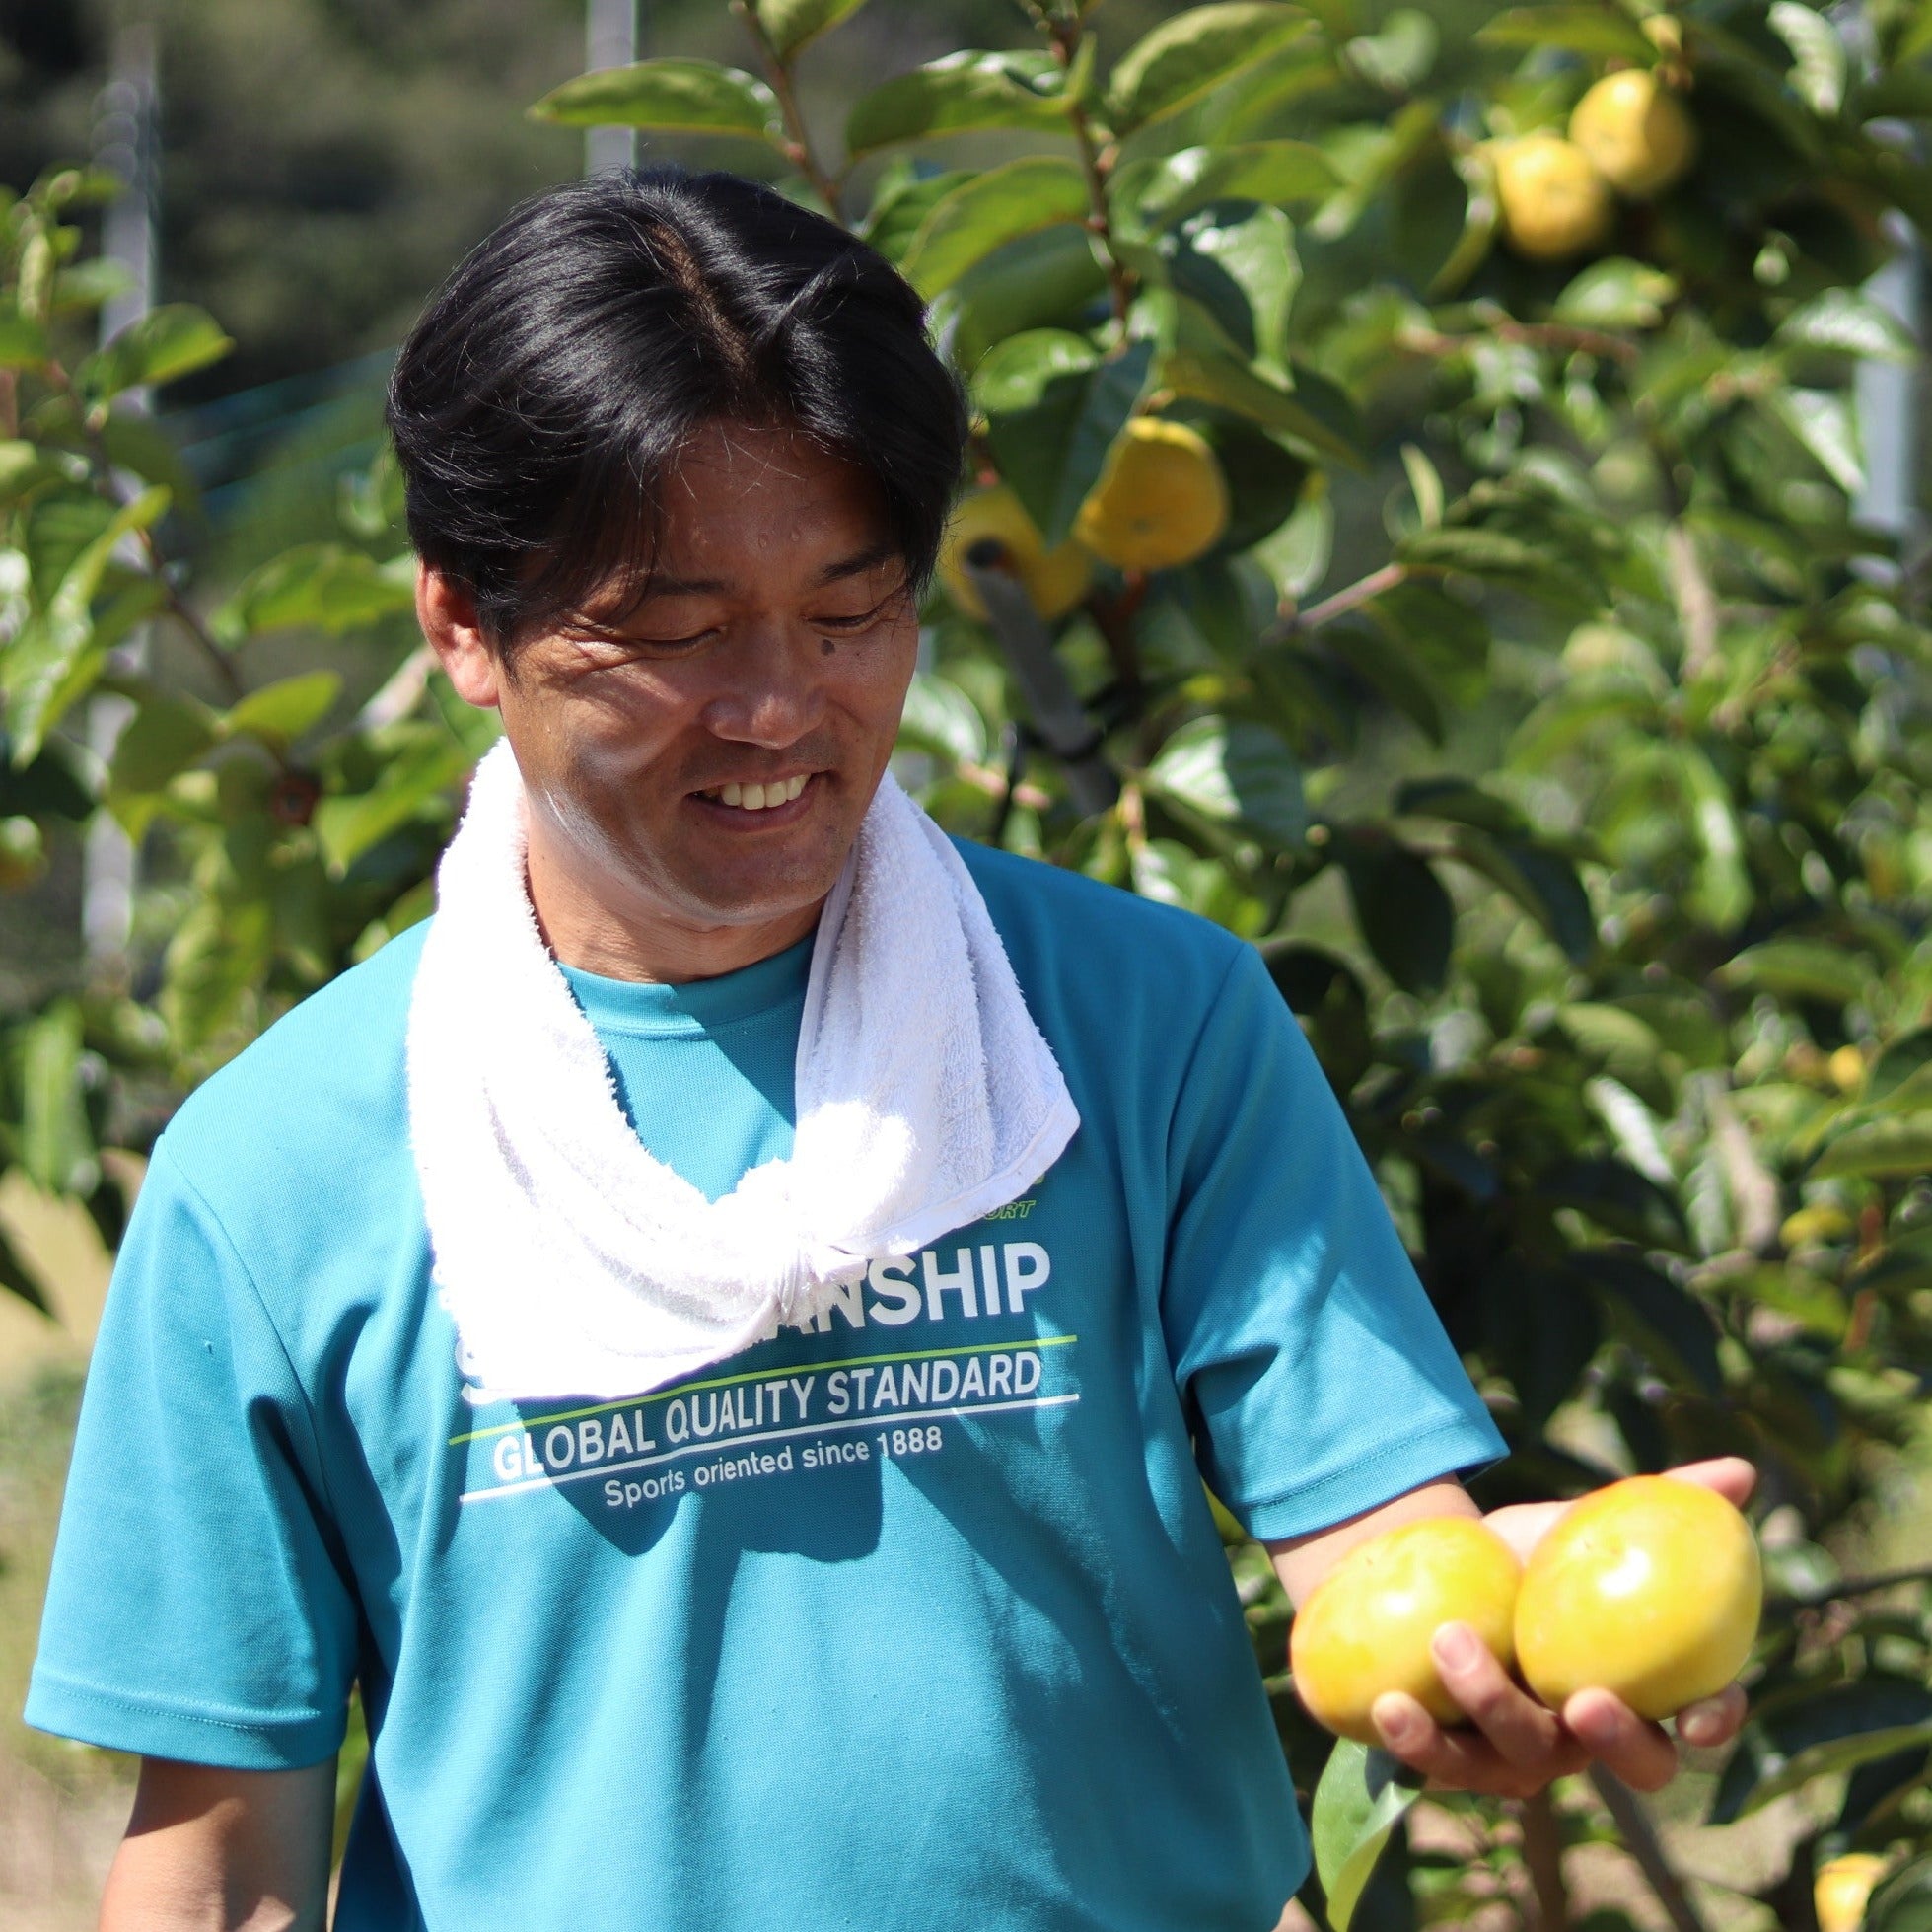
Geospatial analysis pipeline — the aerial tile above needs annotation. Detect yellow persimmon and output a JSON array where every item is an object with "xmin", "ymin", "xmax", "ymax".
[
  {"xmin": 1290, "ymin": 1517, "xmax": 1522, "ymax": 1745},
  {"xmin": 1516, "ymin": 1476, "xmax": 1761, "ymax": 1720}
]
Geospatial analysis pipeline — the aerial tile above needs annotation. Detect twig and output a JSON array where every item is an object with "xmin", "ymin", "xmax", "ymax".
[
  {"xmin": 1665, "ymin": 523, "xmax": 1719, "ymax": 679},
  {"xmin": 730, "ymin": 0, "xmax": 842, "ymax": 211},
  {"xmin": 1273, "ymin": 561, "xmax": 1408, "ymax": 637},
  {"xmin": 1520, "ymin": 1789, "xmax": 1571, "ymax": 1931},
  {"xmin": 1049, "ymin": 21, "xmax": 1134, "ymax": 329},
  {"xmin": 1396, "ymin": 320, "xmax": 1640, "ymax": 367},
  {"xmin": 41, "ymin": 351, "xmax": 250, "ymax": 706},
  {"xmin": 1780, "ymin": 1560, "xmax": 1932, "ymax": 1607},
  {"xmin": 1589, "ymin": 1767, "xmax": 1710, "ymax": 1932},
  {"xmin": 135, "ymin": 525, "xmax": 248, "ymax": 705}
]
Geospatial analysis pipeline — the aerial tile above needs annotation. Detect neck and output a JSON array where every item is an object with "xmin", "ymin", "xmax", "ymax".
[{"xmin": 523, "ymin": 821, "xmax": 825, "ymax": 984}]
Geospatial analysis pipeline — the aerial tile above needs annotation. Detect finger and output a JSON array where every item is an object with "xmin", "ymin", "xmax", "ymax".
[
  {"xmin": 1430, "ymin": 1622, "xmax": 1568, "ymax": 1768},
  {"xmin": 1677, "ymin": 1682, "xmax": 1749, "ymax": 1751},
  {"xmin": 1660, "ymin": 1457, "xmax": 1756, "ymax": 1507},
  {"xmin": 1564, "ymin": 1689, "xmax": 1680, "ymax": 1792},
  {"xmin": 1371, "ymin": 1693, "xmax": 1581, "ymax": 1799}
]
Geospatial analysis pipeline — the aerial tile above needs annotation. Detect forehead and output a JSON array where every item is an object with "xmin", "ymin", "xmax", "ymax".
[{"xmin": 652, "ymin": 419, "xmax": 889, "ymax": 581}]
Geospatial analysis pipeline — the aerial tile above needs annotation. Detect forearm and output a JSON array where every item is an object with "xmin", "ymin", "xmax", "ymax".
[{"xmin": 99, "ymin": 1757, "xmax": 335, "ymax": 1932}]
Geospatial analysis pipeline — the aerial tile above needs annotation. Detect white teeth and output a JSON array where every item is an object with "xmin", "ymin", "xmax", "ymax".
[{"xmin": 707, "ymin": 774, "xmax": 811, "ymax": 810}]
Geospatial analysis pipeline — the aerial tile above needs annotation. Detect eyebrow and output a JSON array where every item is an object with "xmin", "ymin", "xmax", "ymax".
[{"xmin": 630, "ymin": 539, "xmax": 902, "ymax": 602}]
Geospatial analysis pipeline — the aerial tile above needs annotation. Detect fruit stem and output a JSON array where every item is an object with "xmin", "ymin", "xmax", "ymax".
[
  {"xmin": 1589, "ymin": 1766, "xmax": 1713, "ymax": 1932},
  {"xmin": 1520, "ymin": 1788, "xmax": 1572, "ymax": 1931}
]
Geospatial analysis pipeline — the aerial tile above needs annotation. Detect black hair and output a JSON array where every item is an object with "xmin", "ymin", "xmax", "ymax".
[{"xmin": 386, "ymin": 168, "xmax": 968, "ymax": 646}]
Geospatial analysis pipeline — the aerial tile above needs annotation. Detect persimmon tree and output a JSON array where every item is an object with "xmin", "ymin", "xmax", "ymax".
[{"xmin": 3, "ymin": 1, "xmax": 1931, "ymax": 1924}]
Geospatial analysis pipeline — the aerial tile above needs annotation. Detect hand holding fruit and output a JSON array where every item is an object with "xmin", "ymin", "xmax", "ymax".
[{"xmin": 1290, "ymin": 1458, "xmax": 1756, "ymax": 1797}]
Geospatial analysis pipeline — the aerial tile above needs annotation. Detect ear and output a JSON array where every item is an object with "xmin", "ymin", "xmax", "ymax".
[{"xmin": 417, "ymin": 563, "xmax": 503, "ymax": 709}]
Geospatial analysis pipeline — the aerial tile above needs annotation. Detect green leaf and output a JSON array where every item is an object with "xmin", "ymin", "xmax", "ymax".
[
  {"xmin": 0, "ymin": 310, "xmax": 50, "ymax": 369},
  {"xmin": 845, "ymin": 50, "xmax": 1069, "ymax": 155},
  {"xmin": 1774, "ymin": 287, "xmax": 1915, "ymax": 362},
  {"xmin": 107, "ymin": 691, "xmax": 219, "ymax": 809},
  {"xmin": 1553, "ymin": 258, "xmax": 1679, "ymax": 331},
  {"xmin": 1161, "ymin": 349, "xmax": 1361, "ymax": 467},
  {"xmin": 1870, "ymin": 1858, "xmax": 1932, "ymax": 1932},
  {"xmin": 1769, "ymin": 0, "xmax": 1846, "ymax": 116},
  {"xmin": 1476, "ymin": 4, "xmax": 1655, "ymax": 59},
  {"xmin": 1337, "ymin": 833, "xmax": 1453, "ymax": 994},
  {"xmin": 859, "ymin": 167, "xmax": 973, "ymax": 265},
  {"xmin": 1147, "ymin": 714, "xmax": 1307, "ymax": 845},
  {"xmin": 224, "ymin": 671, "xmax": 343, "ymax": 750},
  {"xmin": 19, "ymin": 999, "xmax": 97, "ymax": 1197},
  {"xmin": 1109, "ymin": 3, "xmax": 1316, "ymax": 132},
  {"xmin": 754, "ymin": 0, "xmax": 868, "ymax": 58},
  {"xmin": 2, "ymin": 484, "xmax": 170, "ymax": 764},
  {"xmin": 1768, "ymin": 388, "xmax": 1864, "ymax": 495},
  {"xmin": 1343, "ymin": 8, "xmax": 1439, "ymax": 92},
  {"xmin": 1719, "ymin": 940, "xmax": 1869, "ymax": 1005},
  {"xmin": 1576, "ymin": 1252, "xmax": 1720, "ymax": 1392},
  {"xmin": 1866, "ymin": 1027, "xmax": 1932, "ymax": 1106},
  {"xmin": 901, "ymin": 158, "xmax": 1091, "ymax": 299},
  {"xmin": 1811, "ymin": 1116, "xmax": 1932, "ymax": 1180},
  {"xmin": 1310, "ymin": 1741, "xmax": 1423, "ymax": 1932},
  {"xmin": 1164, "ymin": 201, "xmax": 1299, "ymax": 374},
  {"xmin": 1715, "ymin": 1682, "xmax": 1932, "ymax": 1822},
  {"xmin": 162, "ymin": 893, "xmax": 273, "ymax": 1053},
  {"xmin": 982, "ymin": 336, "xmax": 1154, "ymax": 548},
  {"xmin": 529, "ymin": 59, "xmax": 783, "ymax": 141},
  {"xmin": 1676, "ymin": 747, "xmax": 1751, "ymax": 930},
  {"xmin": 213, "ymin": 545, "xmax": 416, "ymax": 644},
  {"xmin": 896, "ymin": 672, "xmax": 986, "ymax": 766},
  {"xmin": 1113, "ymin": 141, "xmax": 1338, "ymax": 231},
  {"xmin": 1450, "ymin": 827, "xmax": 1596, "ymax": 964},
  {"xmin": 79, "ymin": 304, "xmax": 233, "ymax": 402},
  {"xmin": 314, "ymin": 732, "xmax": 470, "ymax": 874}
]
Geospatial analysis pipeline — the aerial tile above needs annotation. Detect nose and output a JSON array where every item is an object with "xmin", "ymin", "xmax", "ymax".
[{"xmin": 696, "ymin": 621, "xmax": 830, "ymax": 749}]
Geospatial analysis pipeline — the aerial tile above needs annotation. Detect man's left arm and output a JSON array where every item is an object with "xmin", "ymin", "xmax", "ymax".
[{"xmin": 1265, "ymin": 1458, "xmax": 1753, "ymax": 1797}]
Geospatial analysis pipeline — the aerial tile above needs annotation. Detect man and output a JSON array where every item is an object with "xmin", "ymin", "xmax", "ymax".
[{"xmin": 31, "ymin": 170, "xmax": 1748, "ymax": 1930}]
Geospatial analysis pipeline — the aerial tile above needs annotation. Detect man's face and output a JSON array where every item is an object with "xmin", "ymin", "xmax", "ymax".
[{"xmin": 448, "ymin": 419, "xmax": 920, "ymax": 964}]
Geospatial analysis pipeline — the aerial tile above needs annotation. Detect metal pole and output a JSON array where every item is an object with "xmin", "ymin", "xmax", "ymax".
[
  {"xmin": 585, "ymin": 0, "xmax": 639, "ymax": 177},
  {"xmin": 82, "ymin": 23, "xmax": 159, "ymax": 969},
  {"xmin": 1856, "ymin": 208, "xmax": 1919, "ymax": 545}
]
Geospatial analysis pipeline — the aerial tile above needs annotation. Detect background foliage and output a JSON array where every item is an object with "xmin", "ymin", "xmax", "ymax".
[{"xmin": 3, "ymin": 1, "xmax": 1931, "ymax": 1926}]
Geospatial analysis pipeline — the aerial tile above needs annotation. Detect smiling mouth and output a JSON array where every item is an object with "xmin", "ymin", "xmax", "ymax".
[{"xmin": 695, "ymin": 774, "xmax": 812, "ymax": 812}]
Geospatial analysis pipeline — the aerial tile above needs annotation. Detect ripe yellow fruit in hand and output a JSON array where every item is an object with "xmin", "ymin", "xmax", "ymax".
[
  {"xmin": 939, "ymin": 485, "xmax": 1092, "ymax": 622},
  {"xmin": 1570, "ymin": 69, "xmax": 1696, "ymax": 199},
  {"xmin": 1494, "ymin": 134, "xmax": 1614, "ymax": 261},
  {"xmin": 1073, "ymin": 418, "xmax": 1230, "ymax": 573},
  {"xmin": 1290, "ymin": 1517, "xmax": 1521, "ymax": 1746},
  {"xmin": 1515, "ymin": 1476, "xmax": 1761, "ymax": 1720},
  {"xmin": 1815, "ymin": 1854, "xmax": 1891, "ymax": 1932}
]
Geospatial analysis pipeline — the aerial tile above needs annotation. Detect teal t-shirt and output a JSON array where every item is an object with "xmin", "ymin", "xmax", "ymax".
[{"xmin": 29, "ymin": 841, "xmax": 1502, "ymax": 1931}]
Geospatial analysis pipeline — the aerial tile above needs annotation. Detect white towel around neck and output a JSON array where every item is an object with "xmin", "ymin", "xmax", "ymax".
[{"xmin": 406, "ymin": 739, "xmax": 1079, "ymax": 1404}]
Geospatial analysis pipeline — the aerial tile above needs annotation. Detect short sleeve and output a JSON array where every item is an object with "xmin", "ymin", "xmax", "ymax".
[
  {"xmin": 26, "ymin": 1140, "xmax": 358, "ymax": 1769},
  {"xmin": 1162, "ymin": 946, "xmax": 1506, "ymax": 1541}
]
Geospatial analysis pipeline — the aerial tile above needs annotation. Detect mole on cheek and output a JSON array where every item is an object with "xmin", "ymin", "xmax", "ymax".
[{"xmin": 821, "ymin": 637, "xmax": 834, "ymax": 656}]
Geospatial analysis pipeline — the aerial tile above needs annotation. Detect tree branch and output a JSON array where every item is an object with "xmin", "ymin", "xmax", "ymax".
[
  {"xmin": 1273, "ymin": 561, "xmax": 1409, "ymax": 635},
  {"xmin": 1589, "ymin": 1768, "xmax": 1711, "ymax": 1932},
  {"xmin": 1048, "ymin": 22, "xmax": 1134, "ymax": 329},
  {"xmin": 730, "ymin": 1, "xmax": 843, "ymax": 212},
  {"xmin": 1520, "ymin": 1789, "xmax": 1572, "ymax": 1931}
]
